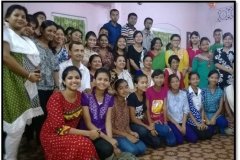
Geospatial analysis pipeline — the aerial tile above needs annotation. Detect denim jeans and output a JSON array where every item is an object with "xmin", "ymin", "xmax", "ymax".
[
  {"xmin": 155, "ymin": 123, "xmax": 176, "ymax": 146},
  {"xmin": 115, "ymin": 136, "xmax": 146, "ymax": 155}
]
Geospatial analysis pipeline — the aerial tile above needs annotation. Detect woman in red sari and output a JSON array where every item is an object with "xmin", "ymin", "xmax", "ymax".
[{"xmin": 40, "ymin": 66, "xmax": 99, "ymax": 160}]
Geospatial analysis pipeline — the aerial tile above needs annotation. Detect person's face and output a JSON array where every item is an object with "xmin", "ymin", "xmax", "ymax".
[
  {"xmin": 99, "ymin": 29, "xmax": 108, "ymax": 36},
  {"xmin": 95, "ymin": 73, "xmax": 110, "ymax": 91},
  {"xmin": 190, "ymin": 35, "xmax": 200, "ymax": 45},
  {"xmin": 99, "ymin": 36, "xmax": 109, "ymax": 48},
  {"xmin": 90, "ymin": 57, "xmax": 102, "ymax": 70},
  {"xmin": 208, "ymin": 73, "xmax": 219, "ymax": 86},
  {"xmin": 153, "ymin": 40, "xmax": 162, "ymax": 50},
  {"xmin": 143, "ymin": 57, "xmax": 152, "ymax": 69},
  {"xmin": 170, "ymin": 59, "xmax": 179, "ymax": 70},
  {"xmin": 200, "ymin": 40, "xmax": 210, "ymax": 52},
  {"xmin": 63, "ymin": 70, "xmax": 81, "ymax": 91},
  {"xmin": 213, "ymin": 31, "xmax": 222, "ymax": 43},
  {"xmin": 153, "ymin": 74, "xmax": 164, "ymax": 87},
  {"xmin": 189, "ymin": 74, "xmax": 200, "ymax": 87},
  {"xmin": 116, "ymin": 82, "xmax": 129, "ymax": 98},
  {"xmin": 41, "ymin": 25, "xmax": 57, "ymax": 41},
  {"xmin": 6, "ymin": 9, "xmax": 27, "ymax": 31},
  {"xmin": 87, "ymin": 36, "xmax": 97, "ymax": 48},
  {"xmin": 134, "ymin": 33, "xmax": 143, "ymax": 44},
  {"xmin": 54, "ymin": 29, "xmax": 65, "ymax": 45},
  {"xmin": 67, "ymin": 30, "xmax": 73, "ymax": 42},
  {"xmin": 171, "ymin": 36, "xmax": 181, "ymax": 48},
  {"xmin": 37, "ymin": 14, "xmax": 46, "ymax": 27},
  {"xmin": 223, "ymin": 35, "xmax": 233, "ymax": 48},
  {"xmin": 144, "ymin": 19, "xmax": 153, "ymax": 30},
  {"xmin": 110, "ymin": 11, "xmax": 119, "ymax": 23},
  {"xmin": 170, "ymin": 77, "xmax": 180, "ymax": 90},
  {"xmin": 71, "ymin": 31, "xmax": 82, "ymax": 43},
  {"xmin": 114, "ymin": 56, "xmax": 126, "ymax": 70},
  {"xmin": 22, "ymin": 22, "xmax": 37, "ymax": 37},
  {"xmin": 69, "ymin": 44, "xmax": 84, "ymax": 62},
  {"xmin": 136, "ymin": 76, "xmax": 148, "ymax": 92},
  {"xmin": 128, "ymin": 15, "xmax": 137, "ymax": 26},
  {"xmin": 117, "ymin": 37, "xmax": 127, "ymax": 50}
]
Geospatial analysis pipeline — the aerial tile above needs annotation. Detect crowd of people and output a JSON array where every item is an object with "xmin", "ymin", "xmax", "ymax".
[{"xmin": 3, "ymin": 4, "xmax": 234, "ymax": 160}]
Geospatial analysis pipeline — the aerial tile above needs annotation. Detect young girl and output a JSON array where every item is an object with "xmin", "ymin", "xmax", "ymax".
[
  {"xmin": 3, "ymin": 5, "xmax": 42, "ymax": 159},
  {"xmin": 202, "ymin": 70, "xmax": 228, "ymax": 134},
  {"xmin": 88, "ymin": 54, "xmax": 103, "ymax": 88},
  {"xmin": 83, "ymin": 31, "xmax": 98, "ymax": 66},
  {"xmin": 110, "ymin": 55, "xmax": 134, "ymax": 92},
  {"xmin": 140, "ymin": 55, "xmax": 154, "ymax": 87},
  {"xmin": 187, "ymin": 72, "xmax": 214, "ymax": 140},
  {"xmin": 167, "ymin": 74, "xmax": 198, "ymax": 144},
  {"xmin": 146, "ymin": 70, "xmax": 176, "ymax": 146},
  {"xmin": 81, "ymin": 68, "xmax": 119, "ymax": 160},
  {"xmin": 164, "ymin": 55, "xmax": 185, "ymax": 90},
  {"xmin": 40, "ymin": 66, "xmax": 99, "ymax": 160},
  {"xmin": 95, "ymin": 34, "xmax": 114, "ymax": 70},
  {"xmin": 192, "ymin": 37, "xmax": 215, "ymax": 88},
  {"xmin": 112, "ymin": 79, "xmax": 146, "ymax": 155},
  {"xmin": 128, "ymin": 74, "xmax": 161, "ymax": 149}
]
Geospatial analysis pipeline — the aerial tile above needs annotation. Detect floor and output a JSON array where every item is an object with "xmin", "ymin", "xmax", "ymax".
[{"xmin": 17, "ymin": 134, "xmax": 234, "ymax": 160}]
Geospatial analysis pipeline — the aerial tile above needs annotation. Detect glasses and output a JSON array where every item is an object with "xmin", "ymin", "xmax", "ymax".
[{"xmin": 172, "ymin": 39, "xmax": 180, "ymax": 42}]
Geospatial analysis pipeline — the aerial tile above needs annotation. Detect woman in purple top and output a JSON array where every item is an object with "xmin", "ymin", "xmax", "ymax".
[{"xmin": 81, "ymin": 68, "xmax": 119, "ymax": 160}]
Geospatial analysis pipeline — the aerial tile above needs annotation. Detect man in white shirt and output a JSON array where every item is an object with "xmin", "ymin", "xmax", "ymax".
[
  {"xmin": 142, "ymin": 17, "xmax": 154, "ymax": 51},
  {"xmin": 59, "ymin": 42, "xmax": 91, "ymax": 92}
]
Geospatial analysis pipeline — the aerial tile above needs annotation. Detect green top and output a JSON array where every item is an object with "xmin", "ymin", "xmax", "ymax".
[
  {"xmin": 209, "ymin": 43, "xmax": 223, "ymax": 54},
  {"xmin": 151, "ymin": 50, "xmax": 166, "ymax": 70}
]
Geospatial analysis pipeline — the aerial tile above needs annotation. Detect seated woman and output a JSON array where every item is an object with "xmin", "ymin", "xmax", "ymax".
[
  {"xmin": 81, "ymin": 68, "xmax": 119, "ymax": 160},
  {"xmin": 167, "ymin": 74, "xmax": 198, "ymax": 145},
  {"xmin": 186, "ymin": 72, "xmax": 214, "ymax": 140},
  {"xmin": 110, "ymin": 55, "xmax": 134, "ymax": 92},
  {"xmin": 202, "ymin": 70, "xmax": 228, "ymax": 135},
  {"xmin": 128, "ymin": 74, "xmax": 161, "ymax": 149},
  {"xmin": 112, "ymin": 79, "xmax": 146, "ymax": 155},
  {"xmin": 138, "ymin": 55, "xmax": 154, "ymax": 87},
  {"xmin": 40, "ymin": 66, "xmax": 99, "ymax": 160},
  {"xmin": 88, "ymin": 54, "xmax": 103, "ymax": 88}
]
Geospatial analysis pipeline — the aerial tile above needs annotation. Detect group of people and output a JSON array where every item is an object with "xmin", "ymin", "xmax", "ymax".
[{"xmin": 3, "ymin": 4, "xmax": 234, "ymax": 160}]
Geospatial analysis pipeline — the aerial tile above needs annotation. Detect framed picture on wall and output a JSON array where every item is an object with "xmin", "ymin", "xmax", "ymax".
[
  {"xmin": 52, "ymin": 12, "xmax": 87, "ymax": 35},
  {"xmin": 186, "ymin": 31, "xmax": 191, "ymax": 48}
]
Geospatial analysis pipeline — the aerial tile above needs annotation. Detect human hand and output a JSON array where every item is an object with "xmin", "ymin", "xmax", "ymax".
[
  {"xmin": 88, "ymin": 130, "xmax": 100, "ymax": 140},
  {"xmin": 126, "ymin": 134, "xmax": 139, "ymax": 143},
  {"xmin": 28, "ymin": 72, "xmax": 41, "ymax": 83},
  {"xmin": 130, "ymin": 131, "xmax": 139, "ymax": 138}
]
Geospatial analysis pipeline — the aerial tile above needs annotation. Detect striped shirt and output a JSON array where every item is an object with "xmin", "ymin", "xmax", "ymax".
[{"xmin": 121, "ymin": 23, "xmax": 136, "ymax": 46}]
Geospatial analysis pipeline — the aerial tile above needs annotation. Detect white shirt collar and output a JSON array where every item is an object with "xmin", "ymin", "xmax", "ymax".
[{"xmin": 188, "ymin": 86, "xmax": 201, "ymax": 96}]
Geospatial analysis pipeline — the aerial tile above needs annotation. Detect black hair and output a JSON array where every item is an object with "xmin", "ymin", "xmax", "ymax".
[
  {"xmin": 213, "ymin": 28, "xmax": 222, "ymax": 35},
  {"xmin": 151, "ymin": 69, "xmax": 164, "ymax": 78},
  {"xmin": 114, "ymin": 79, "xmax": 128, "ymax": 91},
  {"xmin": 94, "ymin": 68, "xmax": 111, "ymax": 80},
  {"xmin": 168, "ymin": 55, "xmax": 180, "ymax": 65},
  {"xmin": 27, "ymin": 14, "xmax": 39, "ymax": 29},
  {"xmin": 99, "ymin": 26, "xmax": 108, "ymax": 32},
  {"xmin": 85, "ymin": 31, "xmax": 97, "ymax": 48},
  {"xmin": 5, "ymin": 4, "xmax": 28, "ymax": 20},
  {"xmin": 89, "ymin": 54, "xmax": 102, "ymax": 64},
  {"xmin": 113, "ymin": 35, "xmax": 127, "ymax": 57},
  {"xmin": 168, "ymin": 74, "xmax": 179, "ymax": 87},
  {"xmin": 110, "ymin": 9, "xmax": 119, "ymax": 15},
  {"xmin": 208, "ymin": 70, "xmax": 219, "ymax": 78},
  {"xmin": 200, "ymin": 37, "xmax": 210, "ymax": 45},
  {"xmin": 144, "ymin": 17, "xmax": 153, "ymax": 24},
  {"xmin": 189, "ymin": 71, "xmax": 200, "ymax": 80},
  {"xmin": 166, "ymin": 42, "xmax": 172, "ymax": 51},
  {"xmin": 56, "ymin": 25, "xmax": 65, "ymax": 33},
  {"xmin": 69, "ymin": 41, "xmax": 84, "ymax": 51},
  {"xmin": 150, "ymin": 37, "xmax": 163, "ymax": 50},
  {"xmin": 143, "ymin": 55, "xmax": 152, "ymax": 62},
  {"xmin": 128, "ymin": 12, "xmax": 138, "ymax": 19},
  {"xmin": 71, "ymin": 29, "xmax": 83, "ymax": 36},
  {"xmin": 133, "ymin": 30, "xmax": 143, "ymax": 39},
  {"xmin": 62, "ymin": 66, "xmax": 82, "ymax": 88},
  {"xmin": 189, "ymin": 31, "xmax": 200, "ymax": 47},
  {"xmin": 170, "ymin": 34, "xmax": 181, "ymax": 40},
  {"xmin": 40, "ymin": 20, "xmax": 57, "ymax": 34},
  {"xmin": 98, "ymin": 34, "xmax": 108, "ymax": 42},
  {"xmin": 114, "ymin": 54, "xmax": 126, "ymax": 62},
  {"xmin": 133, "ymin": 73, "xmax": 148, "ymax": 84},
  {"xmin": 33, "ymin": 11, "xmax": 46, "ymax": 23},
  {"xmin": 223, "ymin": 32, "xmax": 233, "ymax": 40},
  {"xmin": 65, "ymin": 27, "xmax": 74, "ymax": 35}
]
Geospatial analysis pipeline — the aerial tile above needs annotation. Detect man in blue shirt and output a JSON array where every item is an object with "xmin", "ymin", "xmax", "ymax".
[{"xmin": 103, "ymin": 9, "xmax": 122, "ymax": 48}]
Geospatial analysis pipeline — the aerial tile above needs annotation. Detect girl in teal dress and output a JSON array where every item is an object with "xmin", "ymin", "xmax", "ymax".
[
  {"xmin": 3, "ymin": 5, "xmax": 42, "ymax": 160},
  {"xmin": 192, "ymin": 37, "xmax": 215, "ymax": 88}
]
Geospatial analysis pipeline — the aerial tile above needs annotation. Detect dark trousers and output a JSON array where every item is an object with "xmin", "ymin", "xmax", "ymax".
[
  {"xmin": 93, "ymin": 138, "xmax": 114, "ymax": 160},
  {"xmin": 190, "ymin": 125, "xmax": 214, "ymax": 140}
]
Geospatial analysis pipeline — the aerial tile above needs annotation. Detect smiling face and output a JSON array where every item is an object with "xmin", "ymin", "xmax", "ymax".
[
  {"xmin": 200, "ymin": 40, "xmax": 210, "ymax": 52},
  {"xmin": 71, "ymin": 31, "xmax": 82, "ymax": 43},
  {"xmin": 63, "ymin": 70, "xmax": 81, "ymax": 91},
  {"xmin": 114, "ymin": 56, "xmax": 126, "ymax": 70},
  {"xmin": 6, "ymin": 9, "xmax": 27, "ymax": 31},
  {"xmin": 171, "ymin": 36, "xmax": 181, "ymax": 48},
  {"xmin": 208, "ymin": 73, "xmax": 219, "ymax": 86},
  {"xmin": 214, "ymin": 31, "xmax": 222, "ymax": 43},
  {"xmin": 117, "ymin": 37, "xmax": 127, "ymax": 50},
  {"xmin": 136, "ymin": 76, "xmax": 148, "ymax": 92},
  {"xmin": 90, "ymin": 56, "xmax": 102, "ymax": 71},
  {"xmin": 169, "ymin": 77, "xmax": 180, "ymax": 91},
  {"xmin": 170, "ymin": 59, "xmax": 179, "ymax": 70},
  {"xmin": 54, "ymin": 28, "xmax": 65, "ymax": 45},
  {"xmin": 153, "ymin": 39, "xmax": 162, "ymax": 50},
  {"xmin": 69, "ymin": 44, "xmax": 84, "ymax": 62},
  {"xmin": 116, "ymin": 81, "xmax": 129, "ymax": 98},
  {"xmin": 223, "ymin": 35, "xmax": 233, "ymax": 48},
  {"xmin": 189, "ymin": 74, "xmax": 200, "ymax": 88},
  {"xmin": 153, "ymin": 74, "xmax": 164, "ymax": 87},
  {"xmin": 95, "ymin": 72, "xmax": 110, "ymax": 91},
  {"xmin": 134, "ymin": 32, "xmax": 143, "ymax": 44},
  {"xmin": 190, "ymin": 34, "xmax": 200, "ymax": 46},
  {"xmin": 87, "ymin": 35, "xmax": 97, "ymax": 48},
  {"xmin": 99, "ymin": 35, "xmax": 109, "ymax": 48},
  {"xmin": 41, "ymin": 25, "xmax": 57, "ymax": 42},
  {"xmin": 143, "ymin": 56, "xmax": 152, "ymax": 69}
]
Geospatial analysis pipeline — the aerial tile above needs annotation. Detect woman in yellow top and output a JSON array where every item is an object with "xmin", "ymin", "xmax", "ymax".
[{"xmin": 165, "ymin": 34, "xmax": 189, "ymax": 87}]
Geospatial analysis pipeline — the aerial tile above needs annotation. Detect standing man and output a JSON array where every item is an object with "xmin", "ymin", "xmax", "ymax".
[
  {"xmin": 103, "ymin": 9, "xmax": 122, "ymax": 48},
  {"xmin": 142, "ymin": 17, "xmax": 154, "ymax": 51},
  {"xmin": 121, "ymin": 13, "xmax": 138, "ymax": 47},
  {"xmin": 209, "ymin": 28, "xmax": 223, "ymax": 53}
]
